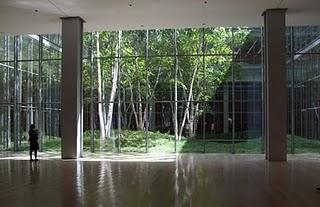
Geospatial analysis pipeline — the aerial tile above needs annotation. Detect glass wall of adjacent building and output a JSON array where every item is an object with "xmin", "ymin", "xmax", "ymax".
[{"xmin": 287, "ymin": 26, "xmax": 320, "ymax": 154}]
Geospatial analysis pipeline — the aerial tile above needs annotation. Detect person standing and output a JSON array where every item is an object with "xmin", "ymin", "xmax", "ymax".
[{"xmin": 28, "ymin": 124, "xmax": 39, "ymax": 161}]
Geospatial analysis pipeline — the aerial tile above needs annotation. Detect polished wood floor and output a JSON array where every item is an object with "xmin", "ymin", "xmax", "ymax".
[{"xmin": 0, "ymin": 153, "xmax": 320, "ymax": 207}]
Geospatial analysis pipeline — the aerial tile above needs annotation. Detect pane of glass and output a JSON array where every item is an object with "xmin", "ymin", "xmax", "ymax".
[
  {"xmin": 0, "ymin": 106, "xmax": 11, "ymax": 150},
  {"xmin": 177, "ymin": 28, "xmax": 202, "ymax": 55},
  {"xmin": 148, "ymin": 29, "xmax": 174, "ymax": 56},
  {"xmin": 121, "ymin": 30, "xmax": 146, "ymax": 57},
  {"xmin": 42, "ymin": 103, "xmax": 61, "ymax": 153},
  {"xmin": 83, "ymin": 32, "xmax": 91, "ymax": 59},
  {"xmin": 0, "ymin": 61, "xmax": 13, "ymax": 151},
  {"xmin": 19, "ymin": 35, "xmax": 40, "ymax": 60},
  {"xmin": 294, "ymin": 26, "xmax": 320, "ymax": 54},
  {"xmin": 292, "ymin": 53, "xmax": 320, "ymax": 154},
  {"xmin": 95, "ymin": 31, "xmax": 118, "ymax": 58},
  {"xmin": 42, "ymin": 34, "xmax": 62, "ymax": 59},
  {"xmin": 234, "ymin": 28, "xmax": 262, "ymax": 154},
  {"xmin": 147, "ymin": 102, "xmax": 176, "ymax": 153},
  {"xmin": 41, "ymin": 60, "xmax": 61, "ymax": 104},
  {"xmin": 204, "ymin": 54, "xmax": 233, "ymax": 153},
  {"xmin": 0, "ymin": 35, "xmax": 14, "ymax": 61},
  {"xmin": 204, "ymin": 27, "xmax": 234, "ymax": 55},
  {"xmin": 89, "ymin": 57, "xmax": 120, "ymax": 152},
  {"xmin": 17, "ymin": 61, "xmax": 39, "ymax": 104},
  {"xmin": 147, "ymin": 57, "xmax": 174, "ymax": 102}
]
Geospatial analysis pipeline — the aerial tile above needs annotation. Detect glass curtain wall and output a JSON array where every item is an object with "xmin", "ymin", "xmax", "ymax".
[
  {"xmin": 0, "ymin": 34, "xmax": 61, "ymax": 152},
  {"xmin": 3, "ymin": 26, "xmax": 320, "ymax": 154},
  {"xmin": 82, "ymin": 27, "xmax": 263, "ymax": 153},
  {"xmin": 2, "ymin": 26, "xmax": 320, "ymax": 154},
  {"xmin": 287, "ymin": 26, "xmax": 320, "ymax": 154}
]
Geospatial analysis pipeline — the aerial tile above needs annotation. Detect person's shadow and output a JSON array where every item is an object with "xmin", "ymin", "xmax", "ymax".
[{"xmin": 29, "ymin": 160, "xmax": 39, "ymax": 184}]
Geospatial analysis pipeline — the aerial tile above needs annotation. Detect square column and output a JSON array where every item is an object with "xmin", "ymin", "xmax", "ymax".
[
  {"xmin": 262, "ymin": 9, "xmax": 287, "ymax": 161},
  {"xmin": 61, "ymin": 17, "xmax": 84, "ymax": 159}
]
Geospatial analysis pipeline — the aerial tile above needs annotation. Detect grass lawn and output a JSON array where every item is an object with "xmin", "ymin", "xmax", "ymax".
[{"xmin": 3, "ymin": 131, "xmax": 320, "ymax": 154}]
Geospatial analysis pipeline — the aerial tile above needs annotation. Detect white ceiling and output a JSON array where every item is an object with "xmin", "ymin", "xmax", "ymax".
[{"xmin": 0, "ymin": 0, "xmax": 320, "ymax": 34}]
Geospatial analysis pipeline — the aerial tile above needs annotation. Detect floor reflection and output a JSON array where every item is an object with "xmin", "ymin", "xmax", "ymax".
[{"xmin": 0, "ymin": 154, "xmax": 320, "ymax": 207}]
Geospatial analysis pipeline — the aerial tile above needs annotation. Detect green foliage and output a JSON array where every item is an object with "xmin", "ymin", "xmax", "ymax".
[
  {"xmin": 287, "ymin": 135, "xmax": 320, "ymax": 154},
  {"xmin": 43, "ymin": 138, "xmax": 61, "ymax": 152},
  {"xmin": 6, "ymin": 130, "xmax": 320, "ymax": 154},
  {"xmin": 119, "ymin": 130, "xmax": 173, "ymax": 152},
  {"xmin": 81, "ymin": 27, "xmax": 250, "ymax": 105}
]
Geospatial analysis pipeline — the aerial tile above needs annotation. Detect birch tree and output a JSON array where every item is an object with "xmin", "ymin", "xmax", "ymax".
[{"xmin": 105, "ymin": 31, "xmax": 122, "ymax": 138}]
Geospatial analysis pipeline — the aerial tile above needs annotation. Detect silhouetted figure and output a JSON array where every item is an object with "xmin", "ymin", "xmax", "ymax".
[{"xmin": 28, "ymin": 124, "xmax": 39, "ymax": 161}]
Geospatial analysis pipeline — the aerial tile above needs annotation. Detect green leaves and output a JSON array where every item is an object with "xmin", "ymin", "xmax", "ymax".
[{"xmin": 82, "ymin": 27, "xmax": 249, "ymax": 104}]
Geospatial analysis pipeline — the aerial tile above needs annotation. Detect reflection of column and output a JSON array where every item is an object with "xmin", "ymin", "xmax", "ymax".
[
  {"xmin": 61, "ymin": 17, "xmax": 84, "ymax": 159},
  {"xmin": 263, "ymin": 9, "xmax": 287, "ymax": 161},
  {"xmin": 76, "ymin": 161, "xmax": 84, "ymax": 206},
  {"xmin": 266, "ymin": 161, "xmax": 290, "ymax": 196},
  {"xmin": 223, "ymin": 85, "xmax": 229, "ymax": 134},
  {"xmin": 61, "ymin": 161, "xmax": 81, "ymax": 206}
]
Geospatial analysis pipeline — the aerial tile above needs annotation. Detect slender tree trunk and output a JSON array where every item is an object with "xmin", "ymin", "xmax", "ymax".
[
  {"xmin": 174, "ymin": 30, "xmax": 178, "ymax": 141},
  {"xmin": 105, "ymin": 31, "xmax": 122, "ymax": 138},
  {"xmin": 27, "ymin": 39, "xmax": 34, "ymax": 130},
  {"xmin": 194, "ymin": 102, "xmax": 200, "ymax": 136},
  {"xmin": 148, "ymin": 67, "xmax": 161, "ymax": 131},
  {"xmin": 129, "ymin": 82, "xmax": 139, "ymax": 129},
  {"xmin": 177, "ymin": 41, "xmax": 202, "ymax": 140},
  {"xmin": 96, "ymin": 32, "xmax": 106, "ymax": 142},
  {"xmin": 18, "ymin": 36, "xmax": 22, "ymax": 146},
  {"xmin": 178, "ymin": 63, "xmax": 198, "ymax": 140},
  {"xmin": 189, "ymin": 96, "xmax": 195, "ymax": 137},
  {"xmin": 122, "ymin": 87, "xmax": 127, "ymax": 128},
  {"xmin": 5, "ymin": 36, "xmax": 11, "ymax": 148},
  {"xmin": 137, "ymin": 80, "xmax": 144, "ymax": 130}
]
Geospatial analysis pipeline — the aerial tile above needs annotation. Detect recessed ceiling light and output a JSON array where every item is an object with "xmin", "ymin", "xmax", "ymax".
[{"xmin": 34, "ymin": 9, "xmax": 39, "ymax": 12}]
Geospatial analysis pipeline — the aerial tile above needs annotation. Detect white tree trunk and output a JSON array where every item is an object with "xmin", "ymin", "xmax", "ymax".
[
  {"xmin": 137, "ymin": 80, "xmax": 144, "ymax": 130},
  {"xmin": 178, "ymin": 63, "xmax": 198, "ymax": 140},
  {"xmin": 27, "ymin": 39, "xmax": 34, "ymax": 129},
  {"xmin": 129, "ymin": 82, "xmax": 139, "ymax": 129},
  {"xmin": 174, "ymin": 31, "xmax": 179, "ymax": 141},
  {"xmin": 189, "ymin": 96, "xmax": 195, "ymax": 137},
  {"xmin": 105, "ymin": 31, "xmax": 122, "ymax": 138},
  {"xmin": 96, "ymin": 32, "xmax": 106, "ymax": 141}
]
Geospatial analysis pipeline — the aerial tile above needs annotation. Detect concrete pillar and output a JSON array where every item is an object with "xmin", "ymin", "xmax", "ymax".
[
  {"xmin": 262, "ymin": 9, "xmax": 287, "ymax": 161},
  {"xmin": 61, "ymin": 17, "xmax": 84, "ymax": 159}
]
